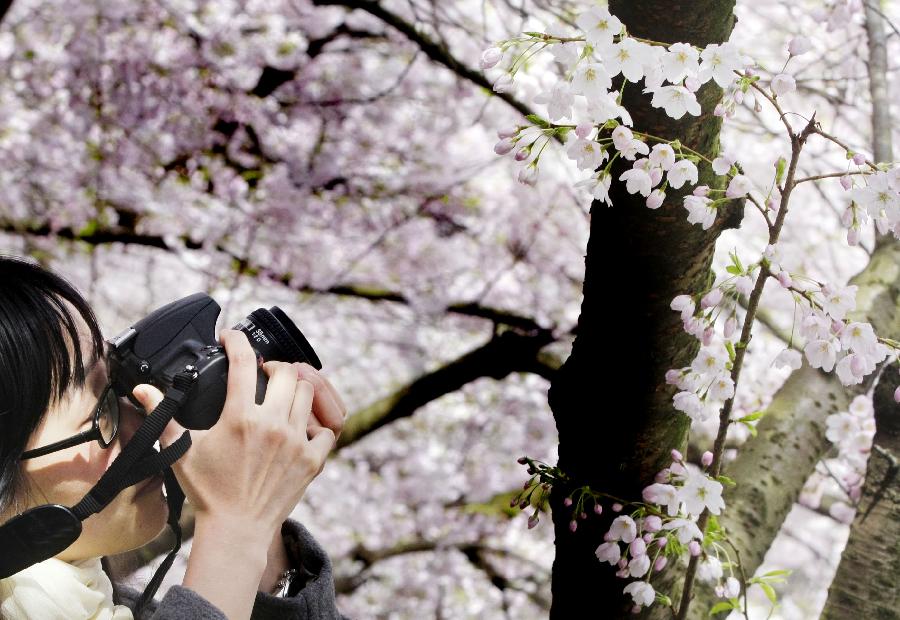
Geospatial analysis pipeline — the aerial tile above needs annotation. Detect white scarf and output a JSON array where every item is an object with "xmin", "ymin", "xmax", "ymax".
[{"xmin": 0, "ymin": 557, "xmax": 134, "ymax": 620}]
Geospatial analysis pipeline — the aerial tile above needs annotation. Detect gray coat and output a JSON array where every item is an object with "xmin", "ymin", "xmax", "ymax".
[{"xmin": 116, "ymin": 520, "xmax": 351, "ymax": 620}]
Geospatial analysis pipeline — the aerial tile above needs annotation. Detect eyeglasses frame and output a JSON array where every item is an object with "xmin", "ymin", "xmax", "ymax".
[{"xmin": 19, "ymin": 382, "xmax": 120, "ymax": 460}]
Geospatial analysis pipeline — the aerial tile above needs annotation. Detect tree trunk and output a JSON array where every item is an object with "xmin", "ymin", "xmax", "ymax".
[
  {"xmin": 822, "ymin": 361, "xmax": 900, "ymax": 619},
  {"xmin": 547, "ymin": 2, "xmax": 738, "ymax": 617},
  {"xmin": 686, "ymin": 239, "xmax": 900, "ymax": 618}
]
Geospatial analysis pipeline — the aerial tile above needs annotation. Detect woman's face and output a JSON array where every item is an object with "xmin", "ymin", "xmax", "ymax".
[{"xmin": 12, "ymin": 305, "xmax": 170, "ymax": 561}]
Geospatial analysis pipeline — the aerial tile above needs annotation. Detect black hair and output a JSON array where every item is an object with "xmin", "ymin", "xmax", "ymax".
[{"xmin": 0, "ymin": 255, "xmax": 106, "ymax": 514}]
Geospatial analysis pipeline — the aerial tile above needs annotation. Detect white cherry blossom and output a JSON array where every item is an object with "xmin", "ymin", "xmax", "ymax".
[
  {"xmin": 620, "ymin": 167, "xmax": 653, "ymax": 197},
  {"xmin": 684, "ymin": 195, "xmax": 716, "ymax": 229},
  {"xmin": 804, "ymin": 338, "xmax": 840, "ymax": 372},
  {"xmin": 595, "ymin": 541, "xmax": 621, "ymax": 565},
  {"xmin": 608, "ymin": 515, "xmax": 637, "ymax": 543},
  {"xmin": 649, "ymin": 85, "xmax": 702, "ymax": 119},
  {"xmin": 575, "ymin": 7, "xmax": 623, "ymax": 48},
  {"xmin": 662, "ymin": 42, "xmax": 699, "ymax": 83},
  {"xmin": 603, "ymin": 38, "xmax": 654, "ymax": 82},
  {"xmin": 699, "ymin": 42, "xmax": 744, "ymax": 88},
  {"xmin": 566, "ymin": 135, "xmax": 608, "ymax": 171},
  {"xmin": 668, "ymin": 159, "xmax": 699, "ymax": 189},
  {"xmin": 679, "ymin": 471, "xmax": 725, "ymax": 516},
  {"xmin": 571, "ymin": 62, "xmax": 613, "ymax": 99},
  {"xmin": 623, "ymin": 581, "xmax": 655, "ymax": 608}
]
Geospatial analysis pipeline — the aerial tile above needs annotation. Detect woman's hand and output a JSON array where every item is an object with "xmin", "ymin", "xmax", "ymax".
[{"xmin": 132, "ymin": 329, "xmax": 340, "ymax": 617}]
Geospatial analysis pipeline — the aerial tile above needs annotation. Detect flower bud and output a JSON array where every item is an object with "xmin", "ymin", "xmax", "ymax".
[
  {"xmin": 563, "ymin": 497, "xmax": 573, "ymax": 507},
  {"xmin": 671, "ymin": 449, "xmax": 683, "ymax": 462},
  {"xmin": 688, "ymin": 540, "xmax": 702, "ymax": 556},
  {"xmin": 847, "ymin": 227, "xmax": 860, "ymax": 246},
  {"xmin": 894, "ymin": 386, "xmax": 900, "ymax": 403},
  {"xmin": 788, "ymin": 35, "xmax": 811, "ymax": 56},
  {"xmin": 569, "ymin": 520, "xmax": 578, "ymax": 532},
  {"xmin": 693, "ymin": 185, "xmax": 710, "ymax": 197},
  {"xmin": 840, "ymin": 175, "xmax": 852, "ymax": 190},
  {"xmin": 643, "ymin": 532, "xmax": 654, "ymax": 543},
  {"xmin": 657, "ymin": 537, "xmax": 667, "ymax": 548},
  {"xmin": 852, "ymin": 153, "xmax": 866, "ymax": 165},
  {"xmin": 643, "ymin": 515, "xmax": 662, "ymax": 532},
  {"xmin": 612, "ymin": 503, "xmax": 623, "ymax": 512},
  {"xmin": 580, "ymin": 511, "xmax": 588, "ymax": 520},
  {"xmin": 527, "ymin": 513, "xmax": 539, "ymax": 529},
  {"xmin": 654, "ymin": 556, "xmax": 668, "ymax": 572},
  {"xmin": 714, "ymin": 103, "xmax": 726, "ymax": 117},
  {"xmin": 494, "ymin": 137, "xmax": 515, "ymax": 155},
  {"xmin": 701, "ymin": 451, "xmax": 714, "ymax": 467},
  {"xmin": 630, "ymin": 538, "xmax": 647, "ymax": 557},
  {"xmin": 594, "ymin": 503, "xmax": 603, "ymax": 515},
  {"xmin": 515, "ymin": 147, "xmax": 530, "ymax": 161},
  {"xmin": 480, "ymin": 46, "xmax": 503, "ymax": 70},
  {"xmin": 724, "ymin": 316, "xmax": 738, "ymax": 339},
  {"xmin": 701, "ymin": 288, "xmax": 723, "ymax": 309}
]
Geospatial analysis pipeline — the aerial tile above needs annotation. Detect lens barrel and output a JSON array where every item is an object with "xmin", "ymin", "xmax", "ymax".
[{"xmin": 233, "ymin": 306, "xmax": 322, "ymax": 370}]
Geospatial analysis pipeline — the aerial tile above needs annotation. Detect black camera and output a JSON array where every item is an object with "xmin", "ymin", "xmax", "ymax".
[{"xmin": 107, "ymin": 293, "xmax": 322, "ymax": 429}]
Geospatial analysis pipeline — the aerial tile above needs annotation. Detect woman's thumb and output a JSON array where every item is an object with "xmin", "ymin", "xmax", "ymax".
[{"xmin": 133, "ymin": 384, "xmax": 188, "ymax": 448}]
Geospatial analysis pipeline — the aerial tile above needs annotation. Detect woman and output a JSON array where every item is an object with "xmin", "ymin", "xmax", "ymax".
[{"xmin": 0, "ymin": 255, "xmax": 351, "ymax": 619}]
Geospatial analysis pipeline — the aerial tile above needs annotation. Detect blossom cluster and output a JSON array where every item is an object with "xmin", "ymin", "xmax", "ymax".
[
  {"xmin": 843, "ymin": 167, "xmax": 900, "ymax": 244},
  {"xmin": 591, "ymin": 450, "xmax": 732, "ymax": 611},
  {"xmin": 483, "ymin": 6, "xmax": 749, "ymax": 201}
]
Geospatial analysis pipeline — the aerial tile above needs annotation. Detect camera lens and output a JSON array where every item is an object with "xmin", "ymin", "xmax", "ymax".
[{"xmin": 233, "ymin": 307, "xmax": 322, "ymax": 369}]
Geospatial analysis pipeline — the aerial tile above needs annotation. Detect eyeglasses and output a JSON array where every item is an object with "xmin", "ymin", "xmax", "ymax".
[{"xmin": 19, "ymin": 382, "xmax": 120, "ymax": 460}]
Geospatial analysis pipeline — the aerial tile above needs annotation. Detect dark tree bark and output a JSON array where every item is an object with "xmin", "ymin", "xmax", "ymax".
[
  {"xmin": 822, "ymin": 361, "xmax": 900, "ymax": 619},
  {"xmin": 546, "ymin": 2, "xmax": 739, "ymax": 617}
]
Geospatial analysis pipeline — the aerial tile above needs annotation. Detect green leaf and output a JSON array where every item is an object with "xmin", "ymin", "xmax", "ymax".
[
  {"xmin": 717, "ymin": 475, "xmax": 737, "ymax": 487},
  {"xmin": 726, "ymin": 265, "xmax": 742, "ymax": 275},
  {"xmin": 774, "ymin": 156, "xmax": 787, "ymax": 185},
  {"xmin": 741, "ymin": 420, "xmax": 758, "ymax": 437},
  {"xmin": 759, "ymin": 581, "xmax": 777, "ymax": 603},
  {"xmin": 738, "ymin": 410, "xmax": 766, "ymax": 423},
  {"xmin": 525, "ymin": 114, "xmax": 550, "ymax": 128},
  {"xmin": 709, "ymin": 601, "xmax": 735, "ymax": 615},
  {"xmin": 762, "ymin": 569, "xmax": 792, "ymax": 578},
  {"xmin": 725, "ymin": 340, "xmax": 736, "ymax": 362}
]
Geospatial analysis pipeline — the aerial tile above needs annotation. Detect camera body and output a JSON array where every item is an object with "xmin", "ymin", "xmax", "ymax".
[{"xmin": 107, "ymin": 293, "xmax": 322, "ymax": 429}]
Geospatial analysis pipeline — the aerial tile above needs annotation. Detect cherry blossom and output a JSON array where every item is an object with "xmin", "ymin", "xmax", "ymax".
[
  {"xmin": 623, "ymin": 581, "xmax": 655, "ymax": 608},
  {"xmin": 649, "ymin": 85, "xmax": 702, "ymax": 119},
  {"xmin": 575, "ymin": 7, "xmax": 624, "ymax": 48}
]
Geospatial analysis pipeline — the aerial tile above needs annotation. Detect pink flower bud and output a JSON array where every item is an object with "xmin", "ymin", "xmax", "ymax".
[
  {"xmin": 840, "ymin": 206, "xmax": 855, "ymax": 227},
  {"xmin": 494, "ymin": 138, "xmax": 515, "ymax": 155},
  {"xmin": 734, "ymin": 89, "xmax": 744, "ymax": 104},
  {"xmin": 644, "ymin": 515, "xmax": 662, "ymax": 532},
  {"xmin": 840, "ymin": 175, "xmax": 852, "ymax": 190},
  {"xmin": 654, "ymin": 556, "xmax": 668, "ymax": 572},
  {"xmin": 569, "ymin": 520, "xmax": 578, "ymax": 532},
  {"xmin": 847, "ymin": 227, "xmax": 860, "ymax": 246},
  {"xmin": 657, "ymin": 537, "xmax": 667, "ymax": 548},
  {"xmin": 724, "ymin": 316, "xmax": 738, "ymax": 339},
  {"xmin": 563, "ymin": 497, "xmax": 573, "ymax": 507},
  {"xmin": 777, "ymin": 271, "xmax": 793, "ymax": 289},
  {"xmin": 714, "ymin": 103, "xmax": 726, "ymax": 117},
  {"xmin": 480, "ymin": 46, "xmax": 503, "ymax": 70},
  {"xmin": 646, "ymin": 190, "xmax": 665, "ymax": 209},
  {"xmin": 852, "ymin": 153, "xmax": 866, "ymax": 165},
  {"xmin": 649, "ymin": 168, "xmax": 664, "ymax": 187},
  {"xmin": 616, "ymin": 568, "xmax": 629, "ymax": 578},
  {"xmin": 631, "ymin": 605, "xmax": 641, "ymax": 614},
  {"xmin": 575, "ymin": 122, "xmax": 593, "ymax": 139},
  {"xmin": 671, "ymin": 449, "xmax": 683, "ymax": 462},
  {"xmin": 514, "ymin": 147, "xmax": 530, "ymax": 161},
  {"xmin": 894, "ymin": 386, "xmax": 900, "ymax": 403},
  {"xmin": 593, "ymin": 503, "xmax": 603, "ymax": 515},
  {"xmin": 693, "ymin": 185, "xmax": 710, "ymax": 197},
  {"xmin": 604, "ymin": 531, "xmax": 614, "ymax": 542},
  {"xmin": 702, "ymin": 326, "xmax": 715, "ymax": 346},
  {"xmin": 766, "ymin": 195, "xmax": 779, "ymax": 212},
  {"xmin": 612, "ymin": 503, "xmax": 623, "ymax": 512},
  {"xmin": 701, "ymin": 288, "xmax": 724, "ymax": 309},
  {"xmin": 580, "ymin": 511, "xmax": 588, "ymax": 520},
  {"xmin": 630, "ymin": 538, "xmax": 647, "ymax": 557},
  {"xmin": 643, "ymin": 532, "xmax": 654, "ymax": 543},
  {"xmin": 497, "ymin": 127, "xmax": 518, "ymax": 139},
  {"xmin": 688, "ymin": 540, "xmax": 702, "ymax": 556},
  {"xmin": 655, "ymin": 468, "xmax": 671, "ymax": 483},
  {"xmin": 788, "ymin": 36, "xmax": 811, "ymax": 56},
  {"xmin": 665, "ymin": 369, "xmax": 682, "ymax": 385},
  {"xmin": 701, "ymin": 451, "xmax": 714, "ymax": 467},
  {"xmin": 617, "ymin": 558, "xmax": 628, "ymax": 570}
]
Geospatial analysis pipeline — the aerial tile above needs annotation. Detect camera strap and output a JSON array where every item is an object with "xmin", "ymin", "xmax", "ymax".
[{"xmin": 0, "ymin": 367, "xmax": 199, "ymax": 614}]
